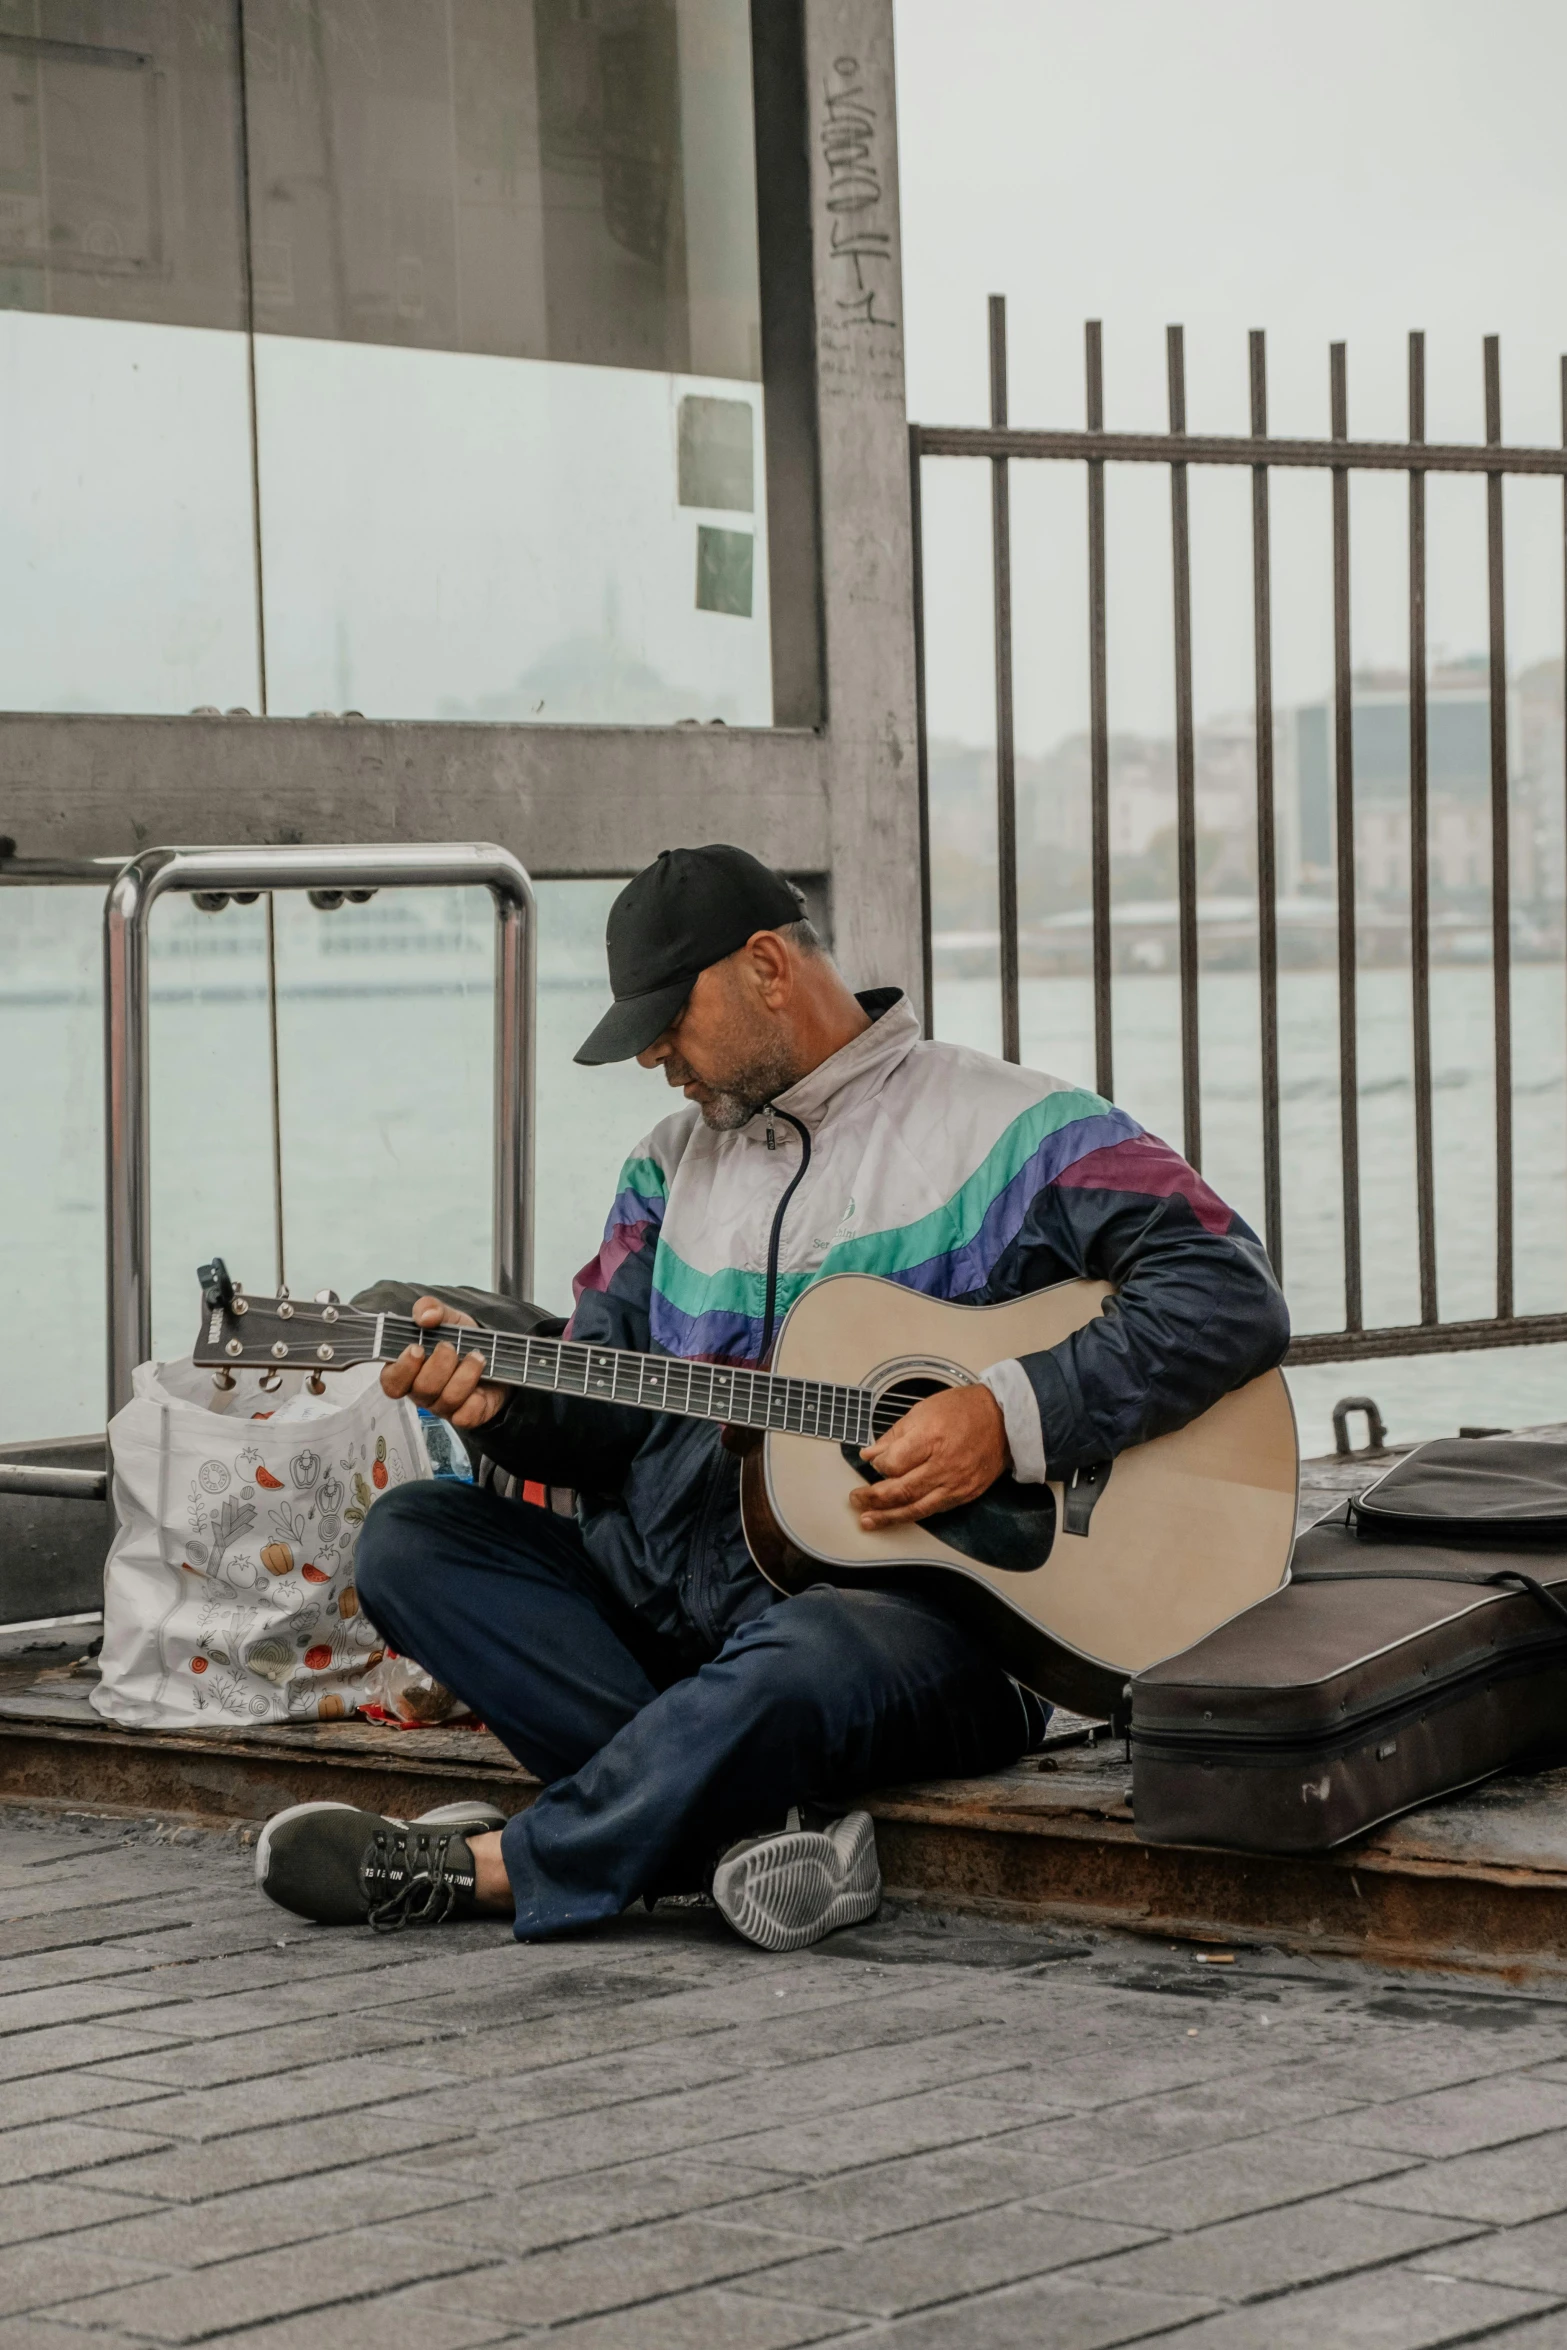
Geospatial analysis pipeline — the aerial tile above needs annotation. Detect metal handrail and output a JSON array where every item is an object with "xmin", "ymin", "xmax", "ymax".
[
  {"xmin": 0, "ymin": 1465, "xmax": 107, "ymax": 1500},
  {"xmin": 103, "ymin": 842, "xmax": 536, "ymax": 1417}
]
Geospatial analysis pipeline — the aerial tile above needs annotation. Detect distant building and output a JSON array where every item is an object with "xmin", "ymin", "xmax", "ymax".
[
  {"xmin": 927, "ymin": 653, "xmax": 1566, "ymax": 975},
  {"xmin": 1285, "ymin": 659, "xmax": 1563, "ymax": 916}
]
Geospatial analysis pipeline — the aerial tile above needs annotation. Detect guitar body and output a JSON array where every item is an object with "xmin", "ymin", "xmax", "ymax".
[{"xmin": 739, "ymin": 1273, "xmax": 1297, "ymax": 1720}]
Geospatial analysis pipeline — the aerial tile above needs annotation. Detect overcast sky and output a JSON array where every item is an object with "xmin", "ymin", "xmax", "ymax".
[{"xmin": 893, "ymin": 0, "xmax": 1567, "ymax": 746}]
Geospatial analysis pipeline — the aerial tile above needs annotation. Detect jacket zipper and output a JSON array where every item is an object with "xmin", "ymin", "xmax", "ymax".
[{"xmin": 757, "ymin": 1106, "xmax": 811, "ymax": 1366}]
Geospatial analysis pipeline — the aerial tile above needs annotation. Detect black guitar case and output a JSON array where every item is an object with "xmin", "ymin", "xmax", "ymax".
[{"xmin": 1130, "ymin": 1439, "xmax": 1567, "ymax": 1854}]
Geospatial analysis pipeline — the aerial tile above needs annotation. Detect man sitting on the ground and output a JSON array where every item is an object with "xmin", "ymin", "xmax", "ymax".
[{"xmin": 256, "ymin": 845, "xmax": 1289, "ymax": 1948}]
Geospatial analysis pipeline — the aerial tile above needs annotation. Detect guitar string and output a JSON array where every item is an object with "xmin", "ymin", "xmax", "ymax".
[
  {"xmin": 225, "ymin": 1310, "xmax": 917, "ymax": 1440},
  {"xmin": 360, "ymin": 1316, "xmax": 884, "ymax": 1437},
  {"xmin": 425, "ymin": 1321, "xmax": 908, "ymax": 1442}
]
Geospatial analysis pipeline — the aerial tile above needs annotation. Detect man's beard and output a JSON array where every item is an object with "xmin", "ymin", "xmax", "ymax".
[{"xmin": 663, "ymin": 1042, "xmax": 803, "ymax": 1131}]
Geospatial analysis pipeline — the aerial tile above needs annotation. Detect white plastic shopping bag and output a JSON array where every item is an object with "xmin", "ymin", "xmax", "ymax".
[{"xmin": 93, "ymin": 1357, "xmax": 426, "ymax": 1730}]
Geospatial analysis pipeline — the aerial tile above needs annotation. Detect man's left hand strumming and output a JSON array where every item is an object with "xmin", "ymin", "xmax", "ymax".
[{"xmin": 853, "ymin": 1383, "xmax": 1010, "ymax": 1529}]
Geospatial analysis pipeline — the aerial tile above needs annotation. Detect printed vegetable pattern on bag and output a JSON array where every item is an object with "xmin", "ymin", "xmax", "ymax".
[
  {"xmin": 179, "ymin": 1434, "xmax": 397, "ymax": 1718},
  {"xmin": 93, "ymin": 1360, "xmax": 426, "ymax": 1730}
]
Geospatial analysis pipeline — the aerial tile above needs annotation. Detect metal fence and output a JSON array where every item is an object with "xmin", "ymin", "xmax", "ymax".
[{"xmin": 909, "ymin": 306, "xmax": 1567, "ymax": 1367}]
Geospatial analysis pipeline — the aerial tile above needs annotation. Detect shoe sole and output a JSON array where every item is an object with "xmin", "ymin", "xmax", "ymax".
[
  {"xmin": 255, "ymin": 1799, "xmax": 506, "ymax": 1897},
  {"xmin": 712, "ymin": 1812, "xmax": 881, "ymax": 1953}
]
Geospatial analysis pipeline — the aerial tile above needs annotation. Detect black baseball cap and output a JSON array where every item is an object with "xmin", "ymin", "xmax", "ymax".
[{"xmin": 574, "ymin": 845, "xmax": 804, "ymax": 1065}]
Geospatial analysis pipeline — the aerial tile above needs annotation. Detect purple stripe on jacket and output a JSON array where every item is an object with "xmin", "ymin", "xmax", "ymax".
[{"xmin": 1054, "ymin": 1135, "xmax": 1233, "ymax": 1236}]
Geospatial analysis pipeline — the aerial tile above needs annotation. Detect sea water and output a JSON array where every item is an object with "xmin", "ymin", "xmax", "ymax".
[{"xmin": 3, "ymin": 882, "xmax": 1563, "ymax": 1459}]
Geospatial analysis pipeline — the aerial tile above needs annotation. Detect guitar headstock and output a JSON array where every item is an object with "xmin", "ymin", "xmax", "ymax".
[{"xmin": 194, "ymin": 1259, "xmax": 368, "ymax": 1381}]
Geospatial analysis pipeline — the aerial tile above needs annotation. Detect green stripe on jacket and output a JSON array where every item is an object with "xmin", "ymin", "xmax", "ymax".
[{"xmin": 651, "ymin": 1085, "xmax": 1107, "ymax": 1324}]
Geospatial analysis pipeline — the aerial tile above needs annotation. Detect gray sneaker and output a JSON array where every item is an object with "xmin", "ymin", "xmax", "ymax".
[
  {"xmin": 256, "ymin": 1799, "xmax": 506, "ymax": 1932},
  {"xmin": 712, "ymin": 1809, "xmax": 881, "ymax": 1952}
]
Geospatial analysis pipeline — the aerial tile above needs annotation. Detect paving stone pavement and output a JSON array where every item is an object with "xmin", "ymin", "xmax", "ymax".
[{"xmin": 3, "ymin": 1813, "xmax": 1567, "ymax": 2347}]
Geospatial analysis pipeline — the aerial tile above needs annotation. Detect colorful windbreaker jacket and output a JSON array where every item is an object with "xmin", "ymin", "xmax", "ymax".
[{"xmin": 480, "ymin": 989, "xmax": 1289, "ymax": 1656}]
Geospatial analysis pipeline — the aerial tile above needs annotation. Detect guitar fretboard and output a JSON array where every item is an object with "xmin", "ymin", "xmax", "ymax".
[{"xmin": 348, "ymin": 1312, "xmax": 902, "ymax": 1448}]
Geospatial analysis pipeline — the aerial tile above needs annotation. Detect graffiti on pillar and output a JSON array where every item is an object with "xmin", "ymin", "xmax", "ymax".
[
  {"xmin": 819, "ymin": 52, "xmax": 902, "ymax": 401},
  {"xmin": 821, "ymin": 55, "xmax": 898, "ymax": 330}
]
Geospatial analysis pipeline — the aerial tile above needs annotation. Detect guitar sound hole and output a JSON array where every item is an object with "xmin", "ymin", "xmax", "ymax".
[
  {"xmin": 844, "ymin": 1373, "xmax": 947, "ymax": 1470},
  {"xmin": 844, "ymin": 1378, "xmax": 1056, "ymax": 1576}
]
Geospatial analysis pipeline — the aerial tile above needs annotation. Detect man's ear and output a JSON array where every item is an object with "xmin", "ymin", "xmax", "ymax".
[{"xmin": 744, "ymin": 929, "xmax": 794, "ymax": 1007}]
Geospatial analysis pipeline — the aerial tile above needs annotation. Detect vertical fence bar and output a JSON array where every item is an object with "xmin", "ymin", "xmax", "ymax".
[
  {"xmin": 1408, "ymin": 333, "xmax": 1438, "ymax": 1325},
  {"xmin": 263, "ymin": 893, "xmax": 286, "ymax": 1293},
  {"xmin": 908, "ymin": 426, "xmax": 935, "ymax": 1038},
  {"xmin": 1486, "ymin": 335, "xmax": 1514, "ymax": 1321},
  {"xmin": 989, "ymin": 295, "xmax": 1021, "ymax": 1063},
  {"xmin": 1085, "ymin": 321, "xmax": 1113, "ymax": 1099},
  {"xmin": 1167, "ymin": 325, "xmax": 1202, "ymax": 1168},
  {"xmin": 1249, "ymin": 330, "xmax": 1282, "ymax": 1277},
  {"xmin": 234, "ymin": 0, "xmax": 269, "ymax": 718},
  {"xmin": 1331, "ymin": 342, "xmax": 1363, "ymax": 1332},
  {"xmin": 1562, "ymin": 359, "xmax": 1567, "ymax": 1302}
]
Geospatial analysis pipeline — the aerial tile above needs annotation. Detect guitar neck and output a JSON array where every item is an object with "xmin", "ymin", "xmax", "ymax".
[{"xmin": 369, "ymin": 1313, "xmax": 882, "ymax": 1449}]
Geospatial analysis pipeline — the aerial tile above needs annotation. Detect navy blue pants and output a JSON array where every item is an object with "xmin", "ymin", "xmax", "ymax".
[{"xmin": 355, "ymin": 1481, "xmax": 1048, "ymax": 1939}]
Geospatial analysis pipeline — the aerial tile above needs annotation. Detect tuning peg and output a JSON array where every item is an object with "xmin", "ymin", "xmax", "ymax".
[
  {"xmin": 277, "ymin": 1284, "xmax": 290, "ymax": 1301},
  {"xmin": 198, "ymin": 1258, "xmax": 235, "ymax": 1310},
  {"xmin": 313, "ymin": 1288, "xmax": 341, "ymax": 1305}
]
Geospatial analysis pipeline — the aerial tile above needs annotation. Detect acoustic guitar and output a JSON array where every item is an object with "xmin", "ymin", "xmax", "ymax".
[{"xmin": 191, "ymin": 1258, "xmax": 1298, "ymax": 1720}]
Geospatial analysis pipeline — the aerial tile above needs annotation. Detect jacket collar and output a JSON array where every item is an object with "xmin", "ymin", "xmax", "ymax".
[{"xmin": 761, "ymin": 987, "xmax": 919, "ymax": 1132}]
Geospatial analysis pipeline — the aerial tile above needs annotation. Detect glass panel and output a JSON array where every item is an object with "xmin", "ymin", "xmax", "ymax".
[
  {"xmin": 253, "ymin": 341, "xmax": 769, "ymax": 722},
  {"xmin": 0, "ymin": 312, "xmax": 260, "ymax": 713},
  {"xmin": 0, "ymin": 0, "xmax": 246, "ymax": 330},
  {"xmin": 148, "ymin": 894, "xmax": 277, "ymax": 1366},
  {"xmin": 0, "ymin": 1, "xmax": 259, "ymax": 713},
  {"xmin": 146, "ymin": 887, "xmax": 497, "ymax": 1364},
  {"xmin": 0, "ymin": 0, "xmax": 773, "ymax": 721},
  {"xmin": 264, "ymin": 888, "xmax": 497, "ymax": 1315},
  {"xmin": 244, "ymin": 0, "xmax": 770, "ymax": 724},
  {"xmin": 140, "ymin": 880, "xmax": 650, "ymax": 1362},
  {"xmin": 240, "ymin": 0, "xmax": 758, "ymax": 375},
  {"xmin": 0, "ymin": 887, "xmax": 102, "ymax": 1443}
]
